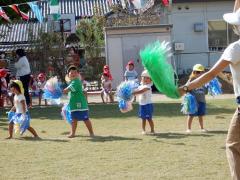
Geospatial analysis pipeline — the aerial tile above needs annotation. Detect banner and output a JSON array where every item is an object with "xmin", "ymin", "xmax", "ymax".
[
  {"xmin": 28, "ymin": 2, "xmax": 43, "ymax": 23},
  {"xmin": 9, "ymin": 4, "xmax": 29, "ymax": 21},
  {"xmin": 50, "ymin": 0, "xmax": 60, "ymax": 21},
  {"xmin": 0, "ymin": 7, "xmax": 11, "ymax": 22}
]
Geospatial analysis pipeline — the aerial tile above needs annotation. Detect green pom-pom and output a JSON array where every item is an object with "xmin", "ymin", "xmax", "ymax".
[{"xmin": 140, "ymin": 41, "xmax": 180, "ymax": 99}]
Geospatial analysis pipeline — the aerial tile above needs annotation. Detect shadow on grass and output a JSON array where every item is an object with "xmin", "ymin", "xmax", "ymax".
[
  {"xmin": 18, "ymin": 136, "xmax": 69, "ymax": 142},
  {"xmin": 207, "ymin": 130, "xmax": 228, "ymax": 134},
  {"xmin": 86, "ymin": 135, "xmax": 142, "ymax": 142},
  {"xmin": 153, "ymin": 132, "xmax": 213, "ymax": 140},
  {"xmin": 0, "ymin": 101, "xmax": 235, "ymax": 121}
]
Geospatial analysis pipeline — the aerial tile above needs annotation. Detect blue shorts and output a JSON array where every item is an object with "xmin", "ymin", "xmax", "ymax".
[
  {"xmin": 71, "ymin": 110, "xmax": 89, "ymax": 121},
  {"xmin": 138, "ymin": 104, "xmax": 153, "ymax": 120},
  {"xmin": 190, "ymin": 102, "xmax": 206, "ymax": 116}
]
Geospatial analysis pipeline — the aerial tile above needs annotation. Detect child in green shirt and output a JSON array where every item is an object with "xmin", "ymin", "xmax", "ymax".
[{"xmin": 63, "ymin": 65, "xmax": 94, "ymax": 138}]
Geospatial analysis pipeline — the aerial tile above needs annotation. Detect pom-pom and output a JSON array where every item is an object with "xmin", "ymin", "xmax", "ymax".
[
  {"xmin": 118, "ymin": 99, "xmax": 133, "ymax": 113},
  {"xmin": 8, "ymin": 112, "xmax": 30, "ymax": 135},
  {"xmin": 181, "ymin": 93, "xmax": 198, "ymax": 114},
  {"xmin": 140, "ymin": 41, "xmax": 180, "ymax": 99},
  {"xmin": 61, "ymin": 104, "xmax": 72, "ymax": 124},
  {"xmin": 43, "ymin": 76, "xmax": 62, "ymax": 100},
  {"xmin": 205, "ymin": 78, "xmax": 222, "ymax": 96},
  {"xmin": 116, "ymin": 81, "xmax": 139, "ymax": 101}
]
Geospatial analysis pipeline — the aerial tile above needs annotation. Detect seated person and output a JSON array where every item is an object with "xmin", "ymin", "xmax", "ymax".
[
  {"xmin": 37, "ymin": 73, "xmax": 47, "ymax": 106},
  {"xmin": 101, "ymin": 73, "xmax": 114, "ymax": 103}
]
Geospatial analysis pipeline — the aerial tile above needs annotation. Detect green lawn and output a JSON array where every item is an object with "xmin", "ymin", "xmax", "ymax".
[{"xmin": 0, "ymin": 98, "xmax": 236, "ymax": 180}]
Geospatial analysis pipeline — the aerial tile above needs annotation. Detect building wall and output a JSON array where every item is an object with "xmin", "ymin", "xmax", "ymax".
[
  {"xmin": 105, "ymin": 25, "xmax": 171, "ymax": 88},
  {"xmin": 170, "ymin": 1, "xmax": 234, "ymax": 73}
]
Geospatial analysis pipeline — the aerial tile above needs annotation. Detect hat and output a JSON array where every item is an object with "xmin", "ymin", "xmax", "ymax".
[
  {"xmin": 38, "ymin": 73, "xmax": 45, "ymax": 79},
  {"xmin": 141, "ymin": 70, "xmax": 150, "ymax": 77},
  {"xmin": 128, "ymin": 60, "xmax": 134, "ymax": 66},
  {"xmin": 13, "ymin": 80, "xmax": 24, "ymax": 94},
  {"xmin": 223, "ymin": 8, "xmax": 240, "ymax": 25},
  {"xmin": 0, "ymin": 69, "xmax": 8, "ymax": 77},
  {"xmin": 103, "ymin": 65, "xmax": 109, "ymax": 69},
  {"xmin": 67, "ymin": 65, "xmax": 78, "ymax": 74},
  {"xmin": 193, "ymin": 64, "xmax": 205, "ymax": 72}
]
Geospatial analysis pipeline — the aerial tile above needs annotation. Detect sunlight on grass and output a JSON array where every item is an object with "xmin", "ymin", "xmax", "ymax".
[{"xmin": 0, "ymin": 98, "xmax": 235, "ymax": 179}]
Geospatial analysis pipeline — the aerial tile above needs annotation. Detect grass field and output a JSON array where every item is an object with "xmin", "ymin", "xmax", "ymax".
[{"xmin": 0, "ymin": 98, "xmax": 236, "ymax": 180}]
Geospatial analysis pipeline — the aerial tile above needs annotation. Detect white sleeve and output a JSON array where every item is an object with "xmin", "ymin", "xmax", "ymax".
[
  {"xmin": 18, "ymin": 95, "xmax": 25, "ymax": 102},
  {"xmin": 14, "ymin": 59, "xmax": 24, "ymax": 69},
  {"xmin": 221, "ymin": 42, "xmax": 240, "ymax": 64}
]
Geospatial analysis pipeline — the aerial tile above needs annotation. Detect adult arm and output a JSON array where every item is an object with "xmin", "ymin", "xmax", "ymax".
[
  {"xmin": 179, "ymin": 60, "xmax": 230, "ymax": 95},
  {"xmin": 234, "ymin": 0, "xmax": 240, "ymax": 11}
]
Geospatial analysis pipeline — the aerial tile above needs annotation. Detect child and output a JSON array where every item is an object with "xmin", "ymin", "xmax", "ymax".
[
  {"xmin": 37, "ymin": 73, "xmax": 47, "ymax": 106},
  {"xmin": 63, "ymin": 65, "xmax": 94, "ymax": 138},
  {"xmin": 7, "ymin": 80, "xmax": 39, "ymax": 139},
  {"xmin": 133, "ymin": 70, "xmax": 154, "ymax": 135},
  {"xmin": 101, "ymin": 72, "xmax": 114, "ymax": 103},
  {"xmin": 102, "ymin": 65, "xmax": 113, "ymax": 81},
  {"xmin": 124, "ymin": 60, "xmax": 138, "ymax": 82},
  {"xmin": 186, "ymin": 64, "xmax": 207, "ymax": 133},
  {"xmin": 0, "ymin": 69, "xmax": 8, "ymax": 106}
]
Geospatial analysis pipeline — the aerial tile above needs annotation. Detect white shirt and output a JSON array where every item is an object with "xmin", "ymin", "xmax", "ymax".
[
  {"xmin": 137, "ymin": 84, "xmax": 152, "ymax": 105},
  {"xmin": 14, "ymin": 94, "xmax": 27, "ymax": 113},
  {"xmin": 220, "ymin": 40, "xmax": 240, "ymax": 97},
  {"xmin": 14, "ymin": 56, "xmax": 31, "ymax": 77}
]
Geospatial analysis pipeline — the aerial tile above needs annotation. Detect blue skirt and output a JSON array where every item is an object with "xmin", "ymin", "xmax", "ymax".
[{"xmin": 8, "ymin": 112, "xmax": 30, "ymax": 135}]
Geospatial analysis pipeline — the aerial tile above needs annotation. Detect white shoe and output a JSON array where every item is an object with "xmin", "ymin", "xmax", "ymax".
[
  {"xmin": 186, "ymin": 129, "xmax": 191, "ymax": 133},
  {"xmin": 142, "ymin": 131, "xmax": 146, "ymax": 135},
  {"xmin": 201, "ymin": 129, "xmax": 208, "ymax": 132}
]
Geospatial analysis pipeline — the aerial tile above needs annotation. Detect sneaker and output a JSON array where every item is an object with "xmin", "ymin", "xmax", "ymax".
[
  {"xmin": 201, "ymin": 129, "xmax": 208, "ymax": 132},
  {"xmin": 186, "ymin": 129, "xmax": 191, "ymax": 133},
  {"xmin": 141, "ymin": 131, "xmax": 146, "ymax": 135}
]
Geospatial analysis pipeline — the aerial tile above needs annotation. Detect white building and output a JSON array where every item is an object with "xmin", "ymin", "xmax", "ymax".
[
  {"xmin": 106, "ymin": 0, "xmax": 236, "ymax": 88},
  {"xmin": 170, "ymin": 0, "xmax": 235, "ymax": 74}
]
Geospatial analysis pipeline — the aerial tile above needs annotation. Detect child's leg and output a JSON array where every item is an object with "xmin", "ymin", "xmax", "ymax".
[
  {"xmin": 38, "ymin": 93, "xmax": 42, "ymax": 105},
  {"xmin": 187, "ymin": 115, "xmax": 194, "ymax": 130},
  {"xmin": 68, "ymin": 119, "xmax": 78, "ymax": 138},
  {"xmin": 44, "ymin": 99, "xmax": 48, "ymax": 106},
  {"xmin": 109, "ymin": 92, "xmax": 114, "ymax": 103},
  {"xmin": 142, "ymin": 119, "xmax": 146, "ymax": 132},
  {"xmin": 148, "ymin": 119, "xmax": 155, "ymax": 133},
  {"xmin": 84, "ymin": 119, "xmax": 94, "ymax": 136},
  {"xmin": 6, "ymin": 123, "xmax": 14, "ymax": 139},
  {"xmin": 101, "ymin": 91, "xmax": 105, "ymax": 103},
  {"xmin": 27, "ymin": 126, "xmax": 39, "ymax": 138},
  {"xmin": 198, "ymin": 116, "xmax": 204, "ymax": 129}
]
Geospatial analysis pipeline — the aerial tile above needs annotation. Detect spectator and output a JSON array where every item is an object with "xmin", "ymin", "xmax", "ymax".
[{"xmin": 14, "ymin": 49, "xmax": 31, "ymax": 106}]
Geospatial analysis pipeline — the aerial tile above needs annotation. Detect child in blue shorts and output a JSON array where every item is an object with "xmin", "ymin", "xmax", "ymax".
[
  {"xmin": 133, "ymin": 70, "xmax": 154, "ymax": 135},
  {"xmin": 186, "ymin": 64, "xmax": 207, "ymax": 133},
  {"xmin": 63, "ymin": 65, "xmax": 94, "ymax": 138}
]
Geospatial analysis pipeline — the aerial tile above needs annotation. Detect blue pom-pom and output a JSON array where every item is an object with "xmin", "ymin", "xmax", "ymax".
[
  {"xmin": 8, "ymin": 111, "xmax": 15, "ymax": 122},
  {"xmin": 116, "ymin": 81, "xmax": 139, "ymax": 101},
  {"xmin": 119, "ymin": 99, "xmax": 127, "ymax": 110},
  {"xmin": 206, "ymin": 78, "xmax": 222, "ymax": 96},
  {"xmin": 43, "ymin": 87, "xmax": 62, "ymax": 99},
  {"xmin": 61, "ymin": 104, "xmax": 72, "ymax": 124},
  {"xmin": 181, "ymin": 93, "xmax": 198, "ymax": 114}
]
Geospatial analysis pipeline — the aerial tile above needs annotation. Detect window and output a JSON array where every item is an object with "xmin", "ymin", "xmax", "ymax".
[{"xmin": 208, "ymin": 20, "xmax": 239, "ymax": 51}]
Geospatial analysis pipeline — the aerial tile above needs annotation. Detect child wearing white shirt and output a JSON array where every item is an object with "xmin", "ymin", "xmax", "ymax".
[
  {"xmin": 133, "ymin": 70, "xmax": 154, "ymax": 134},
  {"xmin": 7, "ymin": 80, "xmax": 39, "ymax": 139}
]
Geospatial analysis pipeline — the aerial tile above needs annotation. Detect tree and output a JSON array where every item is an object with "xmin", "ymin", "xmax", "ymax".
[{"xmin": 76, "ymin": 15, "xmax": 106, "ymax": 82}]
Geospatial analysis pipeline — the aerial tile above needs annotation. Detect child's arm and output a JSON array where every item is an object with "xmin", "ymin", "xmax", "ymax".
[
  {"xmin": 63, "ymin": 87, "xmax": 70, "ymax": 94},
  {"xmin": 9, "ymin": 106, "xmax": 16, "ymax": 112},
  {"xmin": 133, "ymin": 87, "xmax": 150, "ymax": 95},
  {"xmin": 21, "ymin": 100, "xmax": 27, "ymax": 114}
]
